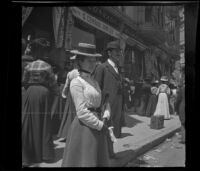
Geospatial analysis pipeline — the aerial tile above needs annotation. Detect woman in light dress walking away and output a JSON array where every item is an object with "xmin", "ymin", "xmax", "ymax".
[{"xmin": 153, "ymin": 76, "xmax": 171, "ymax": 120}]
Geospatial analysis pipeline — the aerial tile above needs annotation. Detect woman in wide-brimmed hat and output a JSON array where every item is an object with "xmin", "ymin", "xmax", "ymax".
[
  {"xmin": 57, "ymin": 48, "xmax": 101, "ymax": 141},
  {"xmin": 153, "ymin": 76, "xmax": 171, "ymax": 119},
  {"xmin": 61, "ymin": 43, "xmax": 111, "ymax": 167}
]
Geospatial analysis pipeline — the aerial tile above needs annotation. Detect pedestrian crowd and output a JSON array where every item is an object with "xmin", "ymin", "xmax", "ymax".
[{"xmin": 22, "ymin": 37, "xmax": 185, "ymax": 167}]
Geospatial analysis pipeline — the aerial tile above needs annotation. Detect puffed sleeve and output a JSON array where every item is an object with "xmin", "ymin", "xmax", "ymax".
[
  {"xmin": 62, "ymin": 69, "xmax": 79, "ymax": 98},
  {"xmin": 70, "ymin": 78, "xmax": 104, "ymax": 131}
]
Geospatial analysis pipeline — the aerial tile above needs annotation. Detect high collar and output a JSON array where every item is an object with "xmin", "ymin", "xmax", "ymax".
[
  {"xmin": 79, "ymin": 69, "xmax": 91, "ymax": 78},
  {"xmin": 107, "ymin": 58, "xmax": 117, "ymax": 69}
]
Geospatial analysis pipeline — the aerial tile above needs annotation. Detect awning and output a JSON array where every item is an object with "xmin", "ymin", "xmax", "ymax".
[
  {"xmin": 137, "ymin": 23, "xmax": 166, "ymax": 45},
  {"xmin": 22, "ymin": 7, "xmax": 34, "ymax": 27}
]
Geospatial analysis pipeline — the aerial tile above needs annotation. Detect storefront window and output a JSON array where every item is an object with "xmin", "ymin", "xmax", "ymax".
[
  {"xmin": 71, "ymin": 26, "xmax": 95, "ymax": 47},
  {"xmin": 145, "ymin": 6, "xmax": 152, "ymax": 22}
]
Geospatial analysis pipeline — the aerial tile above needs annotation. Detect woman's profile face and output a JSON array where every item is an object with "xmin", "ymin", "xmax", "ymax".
[{"xmin": 81, "ymin": 56, "xmax": 97, "ymax": 73}]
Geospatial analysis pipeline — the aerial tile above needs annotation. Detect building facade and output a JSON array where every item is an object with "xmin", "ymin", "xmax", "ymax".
[
  {"xmin": 179, "ymin": 6, "xmax": 185, "ymax": 66},
  {"xmin": 22, "ymin": 6, "xmax": 182, "ymax": 82}
]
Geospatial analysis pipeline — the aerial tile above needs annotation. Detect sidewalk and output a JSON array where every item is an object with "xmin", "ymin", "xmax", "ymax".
[
  {"xmin": 110, "ymin": 112, "xmax": 181, "ymax": 167},
  {"xmin": 37, "ymin": 112, "xmax": 181, "ymax": 167}
]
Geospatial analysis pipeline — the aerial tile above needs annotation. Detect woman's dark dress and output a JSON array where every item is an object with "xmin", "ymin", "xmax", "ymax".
[
  {"xmin": 50, "ymin": 84, "xmax": 66, "ymax": 136},
  {"xmin": 22, "ymin": 60, "xmax": 59, "ymax": 164},
  {"xmin": 22, "ymin": 85, "xmax": 55, "ymax": 164},
  {"xmin": 145, "ymin": 87, "xmax": 158, "ymax": 117}
]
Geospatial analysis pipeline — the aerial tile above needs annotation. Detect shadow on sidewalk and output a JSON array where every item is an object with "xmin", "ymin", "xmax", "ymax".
[
  {"xmin": 126, "ymin": 158, "xmax": 149, "ymax": 167},
  {"xmin": 120, "ymin": 133, "xmax": 133, "ymax": 138},
  {"xmin": 110, "ymin": 149, "xmax": 135, "ymax": 167},
  {"xmin": 125, "ymin": 115, "xmax": 143, "ymax": 128}
]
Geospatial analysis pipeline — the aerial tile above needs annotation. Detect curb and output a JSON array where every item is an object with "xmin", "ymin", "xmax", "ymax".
[
  {"xmin": 111, "ymin": 126, "xmax": 181, "ymax": 167},
  {"xmin": 123, "ymin": 126, "xmax": 181, "ymax": 167}
]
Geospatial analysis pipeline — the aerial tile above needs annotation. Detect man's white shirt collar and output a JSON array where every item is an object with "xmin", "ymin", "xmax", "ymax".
[{"xmin": 107, "ymin": 59, "xmax": 119, "ymax": 74}]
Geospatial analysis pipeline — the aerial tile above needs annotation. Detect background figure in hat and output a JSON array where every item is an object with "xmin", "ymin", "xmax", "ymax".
[
  {"xmin": 137, "ymin": 76, "xmax": 152, "ymax": 116},
  {"xmin": 168, "ymin": 79, "xmax": 178, "ymax": 115},
  {"xmin": 57, "ymin": 54, "xmax": 79, "ymax": 142},
  {"xmin": 175, "ymin": 66, "xmax": 185, "ymax": 143},
  {"xmin": 61, "ymin": 43, "xmax": 110, "ymax": 167},
  {"xmin": 145, "ymin": 80, "xmax": 159, "ymax": 117},
  {"xmin": 47, "ymin": 48, "xmax": 73, "ymax": 137},
  {"xmin": 153, "ymin": 76, "xmax": 171, "ymax": 120},
  {"xmin": 93, "ymin": 40, "xmax": 125, "ymax": 158},
  {"xmin": 22, "ymin": 38, "xmax": 59, "ymax": 166}
]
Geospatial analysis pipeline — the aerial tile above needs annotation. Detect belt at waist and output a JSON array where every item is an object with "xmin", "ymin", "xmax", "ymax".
[{"xmin": 88, "ymin": 107, "xmax": 101, "ymax": 113}]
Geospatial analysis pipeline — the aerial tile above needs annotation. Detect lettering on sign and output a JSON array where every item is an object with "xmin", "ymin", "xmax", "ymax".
[
  {"xmin": 71, "ymin": 7, "xmax": 146, "ymax": 49},
  {"xmin": 71, "ymin": 7, "xmax": 120, "ymax": 39}
]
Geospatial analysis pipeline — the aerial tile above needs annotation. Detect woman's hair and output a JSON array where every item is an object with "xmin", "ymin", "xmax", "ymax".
[
  {"xmin": 76, "ymin": 55, "xmax": 87, "ymax": 69},
  {"xmin": 30, "ymin": 38, "xmax": 50, "ymax": 60}
]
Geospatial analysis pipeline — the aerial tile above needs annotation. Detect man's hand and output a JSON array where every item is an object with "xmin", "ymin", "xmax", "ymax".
[{"xmin": 102, "ymin": 109, "xmax": 110, "ymax": 120}]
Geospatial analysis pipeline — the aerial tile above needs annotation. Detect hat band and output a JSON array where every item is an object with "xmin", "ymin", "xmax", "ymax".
[{"xmin": 78, "ymin": 46, "xmax": 96, "ymax": 55}]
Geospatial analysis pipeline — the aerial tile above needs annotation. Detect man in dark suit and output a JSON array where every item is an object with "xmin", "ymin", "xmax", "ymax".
[{"xmin": 93, "ymin": 40, "xmax": 125, "ymax": 158}]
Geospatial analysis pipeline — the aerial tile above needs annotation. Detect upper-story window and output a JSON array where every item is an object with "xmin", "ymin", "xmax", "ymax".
[
  {"xmin": 145, "ymin": 6, "xmax": 152, "ymax": 22},
  {"xmin": 117, "ymin": 6, "xmax": 126, "ymax": 14}
]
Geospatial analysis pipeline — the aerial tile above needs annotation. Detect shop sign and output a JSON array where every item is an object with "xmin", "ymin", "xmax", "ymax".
[
  {"xmin": 86, "ymin": 7, "xmax": 120, "ymax": 28},
  {"xmin": 22, "ymin": 7, "xmax": 33, "ymax": 27},
  {"xmin": 71, "ymin": 7, "xmax": 147, "ymax": 50},
  {"xmin": 71, "ymin": 7, "xmax": 126, "ymax": 39}
]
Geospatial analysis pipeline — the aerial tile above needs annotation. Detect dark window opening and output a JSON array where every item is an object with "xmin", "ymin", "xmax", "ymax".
[{"xmin": 145, "ymin": 6, "xmax": 152, "ymax": 22}]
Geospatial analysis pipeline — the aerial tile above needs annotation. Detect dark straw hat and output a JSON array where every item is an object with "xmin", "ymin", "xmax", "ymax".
[
  {"xmin": 70, "ymin": 43, "xmax": 102, "ymax": 57},
  {"xmin": 106, "ymin": 40, "xmax": 121, "ymax": 51},
  {"xmin": 160, "ymin": 76, "xmax": 168, "ymax": 82}
]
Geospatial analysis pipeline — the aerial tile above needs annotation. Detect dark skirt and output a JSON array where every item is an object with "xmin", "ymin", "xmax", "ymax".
[
  {"xmin": 136, "ymin": 95, "xmax": 145, "ymax": 116},
  {"xmin": 22, "ymin": 85, "xmax": 55, "ymax": 164},
  {"xmin": 136, "ymin": 94, "xmax": 150, "ymax": 116},
  {"xmin": 57, "ymin": 91, "xmax": 76, "ymax": 139},
  {"xmin": 145, "ymin": 94, "xmax": 158, "ymax": 117},
  {"xmin": 61, "ymin": 117, "xmax": 110, "ymax": 167},
  {"xmin": 51, "ymin": 84, "xmax": 66, "ymax": 135}
]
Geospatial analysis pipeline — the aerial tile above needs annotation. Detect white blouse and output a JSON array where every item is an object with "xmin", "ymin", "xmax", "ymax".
[
  {"xmin": 70, "ymin": 75, "xmax": 104, "ymax": 130},
  {"xmin": 156, "ymin": 84, "xmax": 170, "ymax": 95}
]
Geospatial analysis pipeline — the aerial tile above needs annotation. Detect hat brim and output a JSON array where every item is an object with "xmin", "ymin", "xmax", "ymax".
[
  {"xmin": 70, "ymin": 50, "xmax": 102, "ymax": 57},
  {"xmin": 160, "ymin": 79, "xmax": 168, "ymax": 81},
  {"xmin": 70, "ymin": 55, "xmax": 76, "ymax": 60}
]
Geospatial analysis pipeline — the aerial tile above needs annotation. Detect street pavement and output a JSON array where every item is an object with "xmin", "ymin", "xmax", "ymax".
[
  {"xmin": 30, "ymin": 111, "xmax": 182, "ymax": 167},
  {"xmin": 126, "ymin": 132, "xmax": 185, "ymax": 167}
]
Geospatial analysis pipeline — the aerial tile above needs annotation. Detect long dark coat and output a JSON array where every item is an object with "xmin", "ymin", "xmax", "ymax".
[
  {"xmin": 50, "ymin": 84, "xmax": 66, "ymax": 135},
  {"xmin": 93, "ymin": 61, "xmax": 125, "ymax": 138},
  {"xmin": 136, "ymin": 83, "xmax": 151, "ymax": 116},
  {"xmin": 145, "ymin": 94, "xmax": 158, "ymax": 117},
  {"xmin": 22, "ymin": 85, "xmax": 55, "ymax": 164},
  {"xmin": 175, "ymin": 85, "xmax": 185, "ymax": 125}
]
